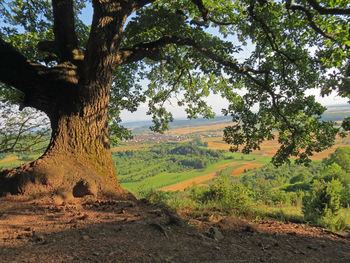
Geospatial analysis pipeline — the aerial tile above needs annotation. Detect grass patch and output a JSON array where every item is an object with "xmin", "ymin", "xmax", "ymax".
[{"xmin": 121, "ymin": 159, "xmax": 245, "ymax": 192}]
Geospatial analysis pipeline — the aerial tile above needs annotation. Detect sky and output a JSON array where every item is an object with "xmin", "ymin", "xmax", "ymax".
[
  {"xmin": 120, "ymin": 89, "xmax": 349, "ymax": 122},
  {"xmin": 77, "ymin": 4, "xmax": 350, "ymax": 122}
]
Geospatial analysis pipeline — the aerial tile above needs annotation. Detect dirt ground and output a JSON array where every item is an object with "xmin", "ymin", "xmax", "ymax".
[{"xmin": 0, "ymin": 195, "xmax": 349, "ymax": 263}]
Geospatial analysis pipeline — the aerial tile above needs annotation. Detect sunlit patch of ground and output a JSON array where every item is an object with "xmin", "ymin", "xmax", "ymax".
[{"xmin": 0, "ymin": 155, "xmax": 19, "ymax": 165}]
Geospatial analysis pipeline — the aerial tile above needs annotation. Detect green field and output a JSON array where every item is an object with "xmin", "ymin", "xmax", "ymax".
[{"xmin": 0, "ymin": 140, "xmax": 272, "ymax": 193}]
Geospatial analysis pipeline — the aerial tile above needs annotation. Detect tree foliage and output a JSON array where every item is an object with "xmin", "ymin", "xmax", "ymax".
[{"xmin": 0, "ymin": 0, "xmax": 349, "ymax": 165}]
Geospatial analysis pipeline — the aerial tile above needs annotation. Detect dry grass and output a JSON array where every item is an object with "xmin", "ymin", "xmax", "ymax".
[
  {"xmin": 0, "ymin": 154, "xmax": 19, "ymax": 165},
  {"xmin": 230, "ymin": 163, "xmax": 265, "ymax": 176},
  {"xmin": 165, "ymin": 123, "xmax": 229, "ymax": 135},
  {"xmin": 203, "ymin": 133, "xmax": 350, "ymax": 161}
]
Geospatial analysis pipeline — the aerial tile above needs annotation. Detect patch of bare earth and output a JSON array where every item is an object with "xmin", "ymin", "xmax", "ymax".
[{"xmin": 0, "ymin": 196, "xmax": 349, "ymax": 263}]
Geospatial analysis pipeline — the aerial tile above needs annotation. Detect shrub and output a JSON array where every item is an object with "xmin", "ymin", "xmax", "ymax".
[
  {"xmin": 270, "ymin": 190, "xmax": 290, "ymax": 205},
  {"xmin": 302, "ymin": 179, "xmax": 344, "ymax": 229},
  {"xmin": 201, "ymin": 176, "xmax": 252, "ymax": 215}
]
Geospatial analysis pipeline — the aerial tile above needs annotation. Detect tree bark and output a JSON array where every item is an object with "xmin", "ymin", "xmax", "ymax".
[
  {"xmin": 0, "ymin": 0, "xmax": 156, "ymax": 199},
  {"xmin": 0, "ymin": 80, "xmax": 131, "ymax": 199}
]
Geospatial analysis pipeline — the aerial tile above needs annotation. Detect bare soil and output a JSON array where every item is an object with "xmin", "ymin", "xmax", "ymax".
[{"xmin": 0, "ymin": 195, "xmax": 349, "ymax": 263}]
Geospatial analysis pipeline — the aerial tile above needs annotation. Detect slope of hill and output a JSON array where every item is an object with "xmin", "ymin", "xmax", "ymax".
[{"xmin": 0, "ymin": 196, "xmax": 349, "ymax": 263}]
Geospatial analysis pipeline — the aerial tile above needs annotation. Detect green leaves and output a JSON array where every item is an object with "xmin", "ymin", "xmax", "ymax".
[{"xmin": 1, "ymin": 0, "xmax": 349, "ymax": 164}]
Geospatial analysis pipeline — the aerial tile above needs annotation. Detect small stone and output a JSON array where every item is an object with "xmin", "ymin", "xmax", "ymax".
[
  {"xmin": 167, "ymin": 214, "xmax": 185, "ymax": 227},
  {"xmin": 114, "ymin": 227, "xmax": 122, "ymax": 232},
  {"xmin": 78, "ymin": 214, "xmax": 88, "ymax": 220},
  {"xmin": 119, "ymin": 208, "xmax": 126, "ymax": 214},
  {"xmin": 244, "ymin": 225, "xmax": 256, "ymax": 233},
  {"xmin": 150, "ymin": 223, "xmax": 168, "ymax": 239},
  {"xmin": 82, "ymin": 235, "xmax": 90, "ymax": 241},
  {"xmin": 207, "ymin": 227, "xmax": 224, "ymax": 241},
  {"xmin": 32, "ymin": 233, "xmax": 44, "ymax": 242}
]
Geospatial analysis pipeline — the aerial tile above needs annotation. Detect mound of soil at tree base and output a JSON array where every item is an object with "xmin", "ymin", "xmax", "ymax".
[{"xmin": 0, "ymin": 195, "xmax": 349, "ymax": 263}]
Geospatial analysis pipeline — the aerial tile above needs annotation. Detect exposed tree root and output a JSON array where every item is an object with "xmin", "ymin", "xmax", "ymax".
[{"xmin": 0, "ymin": 156, "xmax": 133, "ymax": 200}]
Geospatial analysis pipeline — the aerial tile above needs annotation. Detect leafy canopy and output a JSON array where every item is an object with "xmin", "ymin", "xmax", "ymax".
[{"xmin": 0, "ymin": 0, "xmax": 349, "ymax": 165}]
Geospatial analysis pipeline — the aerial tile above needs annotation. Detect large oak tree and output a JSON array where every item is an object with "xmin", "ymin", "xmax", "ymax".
[{"xmin": 0, "ymin": 0, "xmax": 349, "ymax": 197}]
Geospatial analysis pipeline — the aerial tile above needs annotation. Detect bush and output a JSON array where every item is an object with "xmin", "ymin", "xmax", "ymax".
[
  {"xmin": 270, "ymin": 190, "xmax": 290, "ymax": 205},
  {"xmin": 201, "ymin": 176, "xmax": 252, "ymax": 215},
  {"xmin": 302, "ymin": 179, "xmax": 344, "ymax": 229}
]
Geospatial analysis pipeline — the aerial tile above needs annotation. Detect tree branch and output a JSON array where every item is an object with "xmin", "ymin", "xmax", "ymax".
[
  {"xmin": 286, "ymin": 3, "xmax": 336, "ymax": 41},
  {"xmin": 306, "ymin": 0, "xmax": 350, "ymax": 15},
  {"xmin": 0, "ymin": 37, "xmax": 81, "ymax": 114},
  {"xmin": 190, "ymin": 0, "xmax": 234, "ymax": 26},
  {"xmin": 248, "ymin": 4, "xmax": 297, "ymax": 63},
  {"xmin": 118, "ymin": 35, "xmax": 268, "ymax": 89},
  {"xmin": 130, "ymin": 0, "xmax": 156, "ymax": 10},
  {"xmin": 52, "ymin": 0, "xmax": 81, "ymax": 63},
  {"xmin": 191, "ymin": 0, "xmax": 209, "ymax": 24},
  {"xmin": 0, "ymin": 38, "xmax": 41, "ymax": 93}
]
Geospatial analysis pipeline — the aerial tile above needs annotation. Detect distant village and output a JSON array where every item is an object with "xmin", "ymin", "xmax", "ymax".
[{"xmin": 123, "ymin": 133, "xmax": 222, "ymax": 143}]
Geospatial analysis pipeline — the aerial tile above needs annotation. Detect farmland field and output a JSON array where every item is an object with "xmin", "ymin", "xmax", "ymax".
[
  {"xmin": 1, "ymin": 105, "xmax": 350, "ymax": 193},
  {"xmin": 160, "ymin": 162, "xmax": 265, "ymax": 191},
  {"xmin": 201, "ymin": 133, "xmax": 350, "ymax": 160}
]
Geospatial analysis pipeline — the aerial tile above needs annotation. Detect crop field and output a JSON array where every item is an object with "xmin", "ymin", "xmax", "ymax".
[
  {"xmin": 0, "ymin": 154, "xmax": 23, "ymax": 169},
  {"xmin": 1, "ymin": 113, "xmax": 350, "ymax": 194},
  {"xmin": 160, "ymin": 162, "xmax": 265, "ymax": 192},
  {"xmin": 202, "ymin": 132, "xmax": 350, "ymax": 160},
  {"xmin": 119, "ymin": 150, "xmax": 271, "ymax": 193},
  {"xmin": 164, "ymin": 123, "xmax": 230, "ymax": 136},
  {"xmin": 111, "ymin": 143, "xmax": 151, "ymax": 152},
  {"xmin": 0, "ymin": 154, "xmax": 18, "ymax": 165},
  {"xmin": 120, "ymin": 158, "xmax": 240, "ymax": 192},
  {"xmin": 160, "ymin": 162, "xmax": 246, "ymax": 191}
]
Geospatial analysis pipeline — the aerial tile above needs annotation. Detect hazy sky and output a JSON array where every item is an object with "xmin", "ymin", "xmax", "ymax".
[{"xmin": 120, "ymin": 89, "xmax": 349, "ymax": 122}]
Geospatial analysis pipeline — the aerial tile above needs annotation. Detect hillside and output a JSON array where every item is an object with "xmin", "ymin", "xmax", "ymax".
[{"xmin": 0, "ymin": 195, "xmax": 349, "ymax": 263}]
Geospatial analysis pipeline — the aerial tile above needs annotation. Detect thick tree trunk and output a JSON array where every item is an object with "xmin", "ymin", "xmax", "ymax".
[
  {"xmin": 0, "ymin": 83, "xmax": 130, "ymax": 199},
  {"xmin": 0, "ymin": 0, "xmax": 151, "ymax": 199}
]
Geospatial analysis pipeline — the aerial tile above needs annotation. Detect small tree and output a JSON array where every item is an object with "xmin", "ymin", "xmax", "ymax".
[
  {"xmin": 302, "ymin": 179, "xmax": 343, "ymax": 224},
  {"xmin": 0, "ymin": 101, "xmax": 50, "ymax": 154}
]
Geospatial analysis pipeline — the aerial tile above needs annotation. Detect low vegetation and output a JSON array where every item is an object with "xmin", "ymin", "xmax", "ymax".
[
  {"xmin": 1, "ymin": 129, "xmax": 350, "ymax": 232},
  {"xmin": 138, "ymin": 146, "xmax": 350, "ymax": 232}
]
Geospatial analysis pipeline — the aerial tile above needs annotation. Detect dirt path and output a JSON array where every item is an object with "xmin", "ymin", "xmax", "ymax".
[
  {"xmin": 230, "ymin": 163, "xmax": 265, "ymax": 176},
  {"xmin": 160, "ymin": 162, "xmax": 264, "ymax": 192},
  {"xmin": 0, "ymin": 196, "xmax": 349, "ymax": 263}
]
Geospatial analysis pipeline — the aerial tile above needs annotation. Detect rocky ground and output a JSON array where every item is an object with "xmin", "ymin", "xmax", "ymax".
[{"xmin": 0, "ymin": 195, "xmax": 349, "ymax": 263}]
